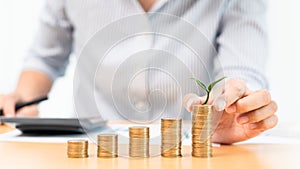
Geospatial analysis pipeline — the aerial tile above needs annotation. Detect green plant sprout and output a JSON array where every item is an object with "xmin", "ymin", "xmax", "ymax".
[{"xmin": 190, "ymin": 76, "xmax": 227, "ymax": 105}]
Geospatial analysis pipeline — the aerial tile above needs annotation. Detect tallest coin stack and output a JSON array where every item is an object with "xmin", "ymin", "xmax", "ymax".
[{"xmin": 192, "ymin": 105, "xmax": 213, "ymax": 158}]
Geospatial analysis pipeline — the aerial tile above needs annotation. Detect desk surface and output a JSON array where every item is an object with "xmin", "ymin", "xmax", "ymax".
[{"xmin": 1, "ymin": 125, "xmax": 300, "ymax": 169}]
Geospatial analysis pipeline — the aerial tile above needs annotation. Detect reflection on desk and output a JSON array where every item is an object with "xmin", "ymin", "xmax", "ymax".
[
  {"xmin": 0, "ymin": 141, "xmax": 300, "ymax": 169},
  {"xmin": 0, "ymin": 124, "xmax": 14, "ymax": 134},
  {"xmin": 1, "ymin": 125, "xmax": 300, "ymax": 169}
]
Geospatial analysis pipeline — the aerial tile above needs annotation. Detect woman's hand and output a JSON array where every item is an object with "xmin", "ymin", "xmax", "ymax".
[
  {"xmin": 183, "ymin": 78, "xmax": 278, "ymax": 144},
  {"xmin": 0, "ymin": 93, "xmax": 38, "ymax": 118}
]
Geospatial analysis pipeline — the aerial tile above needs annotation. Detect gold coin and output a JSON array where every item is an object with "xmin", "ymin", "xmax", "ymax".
[
  {"xmin": 191, "ymin": 105, "xmax": 213, "ymax": 158},
  {"xmin": 97, "ymin": 134, "xmax": 118, "ymax": 158},
  {"xmin": 161, "ymin": 118, "xmax": 182, "ymax": 158},
  {"xmin": 192, "ymin": 104, "xmax": 212, "ymax": 111},
  {"xmin": 129, "ymin": 127, "xmax": 150, "ymax": 158},
  {"xmin": 67, "ymin": 139, "xmax": 89, "ymax": 158}
]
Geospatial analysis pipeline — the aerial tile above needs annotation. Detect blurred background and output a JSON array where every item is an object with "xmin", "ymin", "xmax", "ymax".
[{"xmin": 0, "ymin": 0, "xmax": 299, "ymax": 135}]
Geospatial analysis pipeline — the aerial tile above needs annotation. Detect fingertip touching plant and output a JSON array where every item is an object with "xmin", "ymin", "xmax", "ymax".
[{"xmin": 190, "ymin": 76, "xmax": 227, "ymax": 105}]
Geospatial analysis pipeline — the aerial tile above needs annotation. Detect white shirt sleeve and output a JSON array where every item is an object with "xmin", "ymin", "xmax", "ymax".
[
  {"xmin": 22, "ymin": 0, "xmax": 73, "ymax": 81},
  {"xmin": 214, "ymin": 0, "xmax": 269, "ymax": 91}
]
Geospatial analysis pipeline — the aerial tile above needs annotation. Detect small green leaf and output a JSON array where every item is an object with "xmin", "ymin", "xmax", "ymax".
[
  {"xmin": 207, "ymin": 76, "xmax": 227, "ymax": 91},
  {"xmin": 189, "ymin": 78, "xmax": 208, "ymax": 92}
]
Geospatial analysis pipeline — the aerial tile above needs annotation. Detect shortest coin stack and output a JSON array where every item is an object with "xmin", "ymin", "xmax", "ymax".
[
  {"xmin": 97, "ymin": 134, "xmax": 118, "ymax": 158},
  {"xmin": 129, "ymin": 126, "xmax": 150, "ymax": 158},
  {"xmin": 67, "ymin": 140, "xmax": 89, "ymax": 158}
]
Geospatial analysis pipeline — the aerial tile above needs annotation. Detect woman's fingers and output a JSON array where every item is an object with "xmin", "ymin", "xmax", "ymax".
[
  {"xmin": 247, "ymin": 115, "xmax": 278, "ymax": 131},
  {"xmin": 16, "ymin": 105, "xmax": 39, "ymax": 117},
  {"xmin": 183, "ymin": 93, "xmax": 203, "ymax": 112},
  {"xmin": 183, "ymin": 78, "xmax": 248, "ymax": 112},
  {"xmin": 234, "ymin": 90, "xmax": 272, "ymax": 114},
  {"xmin": 2, "ymin": 96, "xmax": 18, "ymax": 117},
  {"xmin": 237, "ymin": 101, "xmax": 278, "ymax": 124},
  {"xmin": 0, "ymin": 93, "xmax": 21, "ymax": 117},
  {"xmin": 224, "ymin": 79, "xmax": 247, "ymax": 105}
]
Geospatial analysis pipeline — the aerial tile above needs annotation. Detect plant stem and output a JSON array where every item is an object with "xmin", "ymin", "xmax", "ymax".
[{"xmin": 203, "ymin": 91, "xmax": 210, "ymax": 105}]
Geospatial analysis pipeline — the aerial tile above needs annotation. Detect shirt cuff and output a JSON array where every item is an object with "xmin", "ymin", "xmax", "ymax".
[
  {"xmin": 22, "ymin": 54, "xmax": 63, "ymax": 81},
  {"xmin": 215, "ymin": 67, "xmax": 269, "ymax": 91}
]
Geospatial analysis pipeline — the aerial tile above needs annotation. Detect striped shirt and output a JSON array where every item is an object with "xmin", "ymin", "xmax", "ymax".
[{"xmin": 23, "ymin": 0, "xmax": 268, "ymax": 120}]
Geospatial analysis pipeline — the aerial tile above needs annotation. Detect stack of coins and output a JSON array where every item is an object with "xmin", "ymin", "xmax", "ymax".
[
  {"xmin": 97, "ymin": 134, "xmax": 118, "ymax": 158},
  {"xmin": 129, "ymin": 126, "xmax": 150, "ymax": 158},
  {"xmin": 161, "ymin": 118, "xmax": 182, "ymax": 157},
  {"xmin": 67, "ymin": 140, "xmax": 89, "ymax": 158},
  {"xmin": 192, "ymin": 105, "xmax": 213, "ymax": 158}
]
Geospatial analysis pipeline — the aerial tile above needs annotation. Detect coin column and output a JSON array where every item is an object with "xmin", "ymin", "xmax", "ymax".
[
  {"xmin": 192, "ymin": 105, "xmax": 213, "ymax": 158},
  {"xmin": 97, "ymin": 134, "xmax": 118, "ymax": 158},
  {"xmin": 67, "ymin": 140, "xmax": 89, "ymax": 158},
  {"xmin": 129, "ymin": 127, "xmax": 150, "ymax": 158},
  {"xmin": 161, "ymin": 118, "xmax": 182, "ymax": 157}
]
